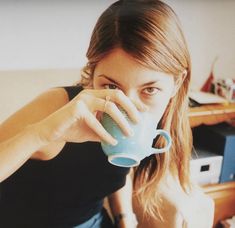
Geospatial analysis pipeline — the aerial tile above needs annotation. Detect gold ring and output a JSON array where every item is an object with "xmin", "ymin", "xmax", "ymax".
[{"xmin": 104, "ymin": 95, "xmax": 111, "ymax": 112}]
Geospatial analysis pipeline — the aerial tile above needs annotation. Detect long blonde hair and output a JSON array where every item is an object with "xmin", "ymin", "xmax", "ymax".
[{"xmin": 81, "ymin": 0, "xmax": 192, "ymax": 218}]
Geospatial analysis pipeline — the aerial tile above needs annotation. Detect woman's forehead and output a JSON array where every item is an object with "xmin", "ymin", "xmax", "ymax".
[{"xmin": 94, "ymin": 48, "xmax": 174, "ymax": 84}]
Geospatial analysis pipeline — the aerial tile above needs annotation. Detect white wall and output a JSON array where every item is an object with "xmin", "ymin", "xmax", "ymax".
[
  {"xmin": 0, "ymin": 0, "xmax": 235, "ymax": 122},
  {"xmin": 0, "ymin": 0, "xmax": 115, "ymax": 70},
  {"xmin": 165, "ymin": 0, "xmax": 235, "ymax": 89},
  {"xmin": 0, "ymin": 69, "xmax": 81, "ymax": 122},
  {"xmin": 0, "ymin": 0, "xmax": 115, "ymax": 122}
]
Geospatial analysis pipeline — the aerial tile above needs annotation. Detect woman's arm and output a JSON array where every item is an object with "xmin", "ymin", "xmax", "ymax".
[
  {"xmin": 156, "ymin": 174, "xmax": 214, "ymax": 228},
  {"xmin": 134, "ymin": 173, "xmax": 214, "ymax": 228},
  {"xmin": 0, "ymin": 88, "xmax": 69, "ymax": 182},
  {"xmin": 0, "ymin": 124, "xmax": 47, "ymax": 182},
  {"xmin": 107, "ymin": 172, "xmax": 138, "ymax": 228},
  {"xmin": 0, "ymin": 87, "xmax": 142, "ymax": 183},
  {"xmin": 0, "ymin": 88, "xmax": 69, "ymax": 155}
]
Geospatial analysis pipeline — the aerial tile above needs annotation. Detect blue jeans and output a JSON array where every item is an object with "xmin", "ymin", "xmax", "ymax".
[{"xmin": 73, "ymin": 209, "xmax": 114, "ymax": 228}]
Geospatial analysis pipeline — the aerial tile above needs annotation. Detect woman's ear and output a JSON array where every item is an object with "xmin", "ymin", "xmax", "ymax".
[{"xmin": 170, "ymin": 70, "xmax": 187, "ymax": 97}]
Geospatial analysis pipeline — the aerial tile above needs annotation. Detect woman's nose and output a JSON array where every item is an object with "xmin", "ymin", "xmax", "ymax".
[{"xmin": 125, "ymin": 91, "xmax": 146, "ymax": 111}]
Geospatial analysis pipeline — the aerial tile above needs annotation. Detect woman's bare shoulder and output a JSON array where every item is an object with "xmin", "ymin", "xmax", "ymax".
[
  {"xmin": 0, "ymin": 87, "xmax": 69, "ymax": 141},
  {"xmin": 33, "ymin": 87, "xmax": 69, "ymax": 112}
]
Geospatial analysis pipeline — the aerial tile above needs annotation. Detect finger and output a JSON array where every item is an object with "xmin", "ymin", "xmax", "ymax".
[
  {"xmin": 85, "ymin": 131, "xmax": 102, "ymax": 143},
  {"xmin": 102, "ymin": 100, "xmax": 134, "ymax": 136},
  {"xmin": 84, "ymin": 110, "xmax": 118, "ymax": 146},
  {"xmin": 112, "ymin": 93, "xmax": 141, "ymax": 123},
  {"xmin": 93, "ymin": 98, "xmax": 134, "ymax": 136},
  {"xmin": 130, "ymin": 98, "xmax": 149, "ymax": 112},
  {"xmin": 93, "ymin": 90, "xmax": 141, "ymax": 123}
]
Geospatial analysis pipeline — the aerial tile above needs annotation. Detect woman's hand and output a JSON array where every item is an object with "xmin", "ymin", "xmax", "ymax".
[
  {"xmin": 1, "ymin": 88, "xmax": 144, "ymax": 180},
  {"xmin": 35, "ymin": 89, "xmax": 144, "ymax": 146}
]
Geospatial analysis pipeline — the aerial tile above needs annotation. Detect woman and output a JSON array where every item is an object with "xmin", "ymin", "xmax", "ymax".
[{"xmin": 0, "ymin": 0, "xmax": 214, "ymax": 227}]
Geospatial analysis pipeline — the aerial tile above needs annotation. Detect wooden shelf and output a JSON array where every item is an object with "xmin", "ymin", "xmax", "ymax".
[
  {"xmin": 203, "ymin": 182, "xmax": 235, "ymax": 228},
  {"xmin": 189, "ymin": 103, "xmax": 235, "ymax": 127}
]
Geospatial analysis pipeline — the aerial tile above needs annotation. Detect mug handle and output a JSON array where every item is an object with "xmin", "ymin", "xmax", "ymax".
[{"xmin": 150, "ymin": 129, "xmax": 172, "ymax": 154}]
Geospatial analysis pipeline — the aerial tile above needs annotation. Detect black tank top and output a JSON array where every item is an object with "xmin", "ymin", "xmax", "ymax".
[{"xmin": 0, "ymin": 86, "xmax": 129, "ymax": 228}]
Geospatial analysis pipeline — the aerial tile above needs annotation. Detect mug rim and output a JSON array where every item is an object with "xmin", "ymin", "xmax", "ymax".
[{"xmin": 108, "ymin": 153, "xmax": 140, "ymax": 167}]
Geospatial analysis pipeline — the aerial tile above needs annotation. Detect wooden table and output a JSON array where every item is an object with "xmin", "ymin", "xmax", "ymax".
[{"xmin": 189, "ymin": 103, "xmax": 235, "ymax": 128}]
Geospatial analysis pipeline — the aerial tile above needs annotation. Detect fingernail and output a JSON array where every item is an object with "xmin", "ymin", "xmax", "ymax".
[
  {"xmin": 141, "ymin": 105, "xmax": 149, "ymax": 112},
  {"xmin": 128, "ymin": 128, "xmax": 135, "ymax": 136},
  {"xmin": 134, "ymin": 113, "xmax": 141, "ymax": 123},
  {"xmin": 111, "ymin": 139, "xmax": 118, "ymax": 146}
]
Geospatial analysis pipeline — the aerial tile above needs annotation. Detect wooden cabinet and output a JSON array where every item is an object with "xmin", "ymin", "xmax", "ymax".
[{"xmin": 190, "ymin": 103, "xmax": 235, "ymax": 227}]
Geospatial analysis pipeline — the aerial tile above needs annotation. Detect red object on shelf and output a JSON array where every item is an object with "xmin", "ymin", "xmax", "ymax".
[
  {"xmin": 201, "ymin": 72, "xmax": 214, "ymax": 92},
  {"xmin": 201, "ymin": 57, "xmax": 218, "ymax": 93}
]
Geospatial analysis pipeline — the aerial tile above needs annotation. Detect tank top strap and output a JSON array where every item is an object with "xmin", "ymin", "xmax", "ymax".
[{"xmin": 63, "ymin": 86, "xmax": 84, "ymax": 101}]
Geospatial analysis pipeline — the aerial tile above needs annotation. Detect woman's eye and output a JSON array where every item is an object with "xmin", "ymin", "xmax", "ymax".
[
  {"xmin": 103, "ymin": 84, "xmax": 119, "ymax": 90},
  {"xmin": 142, "ymin": 87, "xmax": 159, "ymax": 95}
]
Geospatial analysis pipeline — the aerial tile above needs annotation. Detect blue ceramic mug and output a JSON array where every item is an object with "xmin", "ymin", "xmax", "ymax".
[{"xmin": 100, "ymin": 109, "xmax": 172, "ymax": 167}]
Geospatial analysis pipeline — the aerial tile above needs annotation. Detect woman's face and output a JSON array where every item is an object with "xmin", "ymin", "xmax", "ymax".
[{"xmin": 93, "ymin": 48, "xmax": 175, "ymax": 122}]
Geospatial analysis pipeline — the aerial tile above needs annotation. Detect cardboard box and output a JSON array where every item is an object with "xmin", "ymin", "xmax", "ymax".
[{"xmin": 190, "ymin": 147, "xmax": 223, "ymax": 185}]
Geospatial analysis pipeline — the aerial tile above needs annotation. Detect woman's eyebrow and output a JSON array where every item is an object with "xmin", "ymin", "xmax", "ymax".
[
  {"xmin": 98, "ymin": 74, "xmax": 160, "ymax": 87},
  {"xmin": 141, "ymin": 81, "xmax": 160, "ymax": 86},
  {"xmin": 97, "ymin": 74, "xmax": 122, "ymax": 87}
]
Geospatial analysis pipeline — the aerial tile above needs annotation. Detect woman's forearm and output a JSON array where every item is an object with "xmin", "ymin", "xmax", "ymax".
[
  {"xmin": 108, "ymin": 173, "xmax": 133, "ymax": 214},
  {"xmin": 108, "ymin": 173, "xmax": 138, "ymax": 228},
  {"xmin": 0, "ymin": 124, "xmax": 46, "ymax": 182}
]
